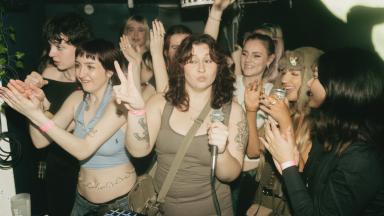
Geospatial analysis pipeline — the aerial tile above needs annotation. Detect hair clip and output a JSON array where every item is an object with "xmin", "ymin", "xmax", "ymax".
[{"xmin": 289, "ymin": 56, "xmax": 298, "ymax": 66}]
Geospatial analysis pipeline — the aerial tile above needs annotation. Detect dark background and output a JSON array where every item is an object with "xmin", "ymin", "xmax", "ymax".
[{"xmin": 3, "ymin": 0, "xmax": 384, "ymax": 214}]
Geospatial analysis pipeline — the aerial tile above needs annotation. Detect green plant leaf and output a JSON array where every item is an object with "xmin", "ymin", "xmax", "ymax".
[
  {"xmin": 0, "ymin": 69, "xmax": 6, "ymax": 78},
  {"xmin": 0, "ymin": 45, "xmax": 7, "ymax": 54},
  {"xmin": 15, "ymin": 51, "xmax": 24, "ymax": 60},
  {"xmin": 15, "ymin": 61, "xmax": 23, "ymax": 69},
  {"xmin": 9, "ymin": 33, "xmax": 16, "ymax": 42},
  {"xmin": 0, "ymin": 58, "xmax": 6, "ymax": 65}
]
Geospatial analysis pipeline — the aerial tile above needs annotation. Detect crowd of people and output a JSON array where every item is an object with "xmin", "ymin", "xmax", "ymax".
[{"xmin": 1, "ymin": 0, "xmax": 384, "ymax": 215}]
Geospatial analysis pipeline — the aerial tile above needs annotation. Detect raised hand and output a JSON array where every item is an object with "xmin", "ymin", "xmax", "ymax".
[
  {"xmin": 212, "ymin": 0, "xmax": 235, "ymax": 12},
  {"xmin": 259, "ymin": 94, "xmax": 291, "ymax": 130},
  {"xmin": 244, "ymin": 80, "xmax": 262, "ymax": 112},
  {"xmin": 0, "ymin": 81, "xmax": 43, "ymax": 118},
  {"xmin": 150, "ymin": 19, "xmax": 165, "ymax": 57},
  {"xmin": 24, "ymin": 71, "xmax": 48, "ymax": 88},
  {"xmin": 119, "ymin": 34, "xmax": 142, "ymax": 65},
  {"xmin": 259, "ymin": 120, "xmax": 298, "ymax": 166},
  {"xmin": 208, "ymin": 121, "xmax": 229, "ymax": 154},
  {"xmin": 113, "ymin": 61, "xmax": 145, "ymax": 111}
]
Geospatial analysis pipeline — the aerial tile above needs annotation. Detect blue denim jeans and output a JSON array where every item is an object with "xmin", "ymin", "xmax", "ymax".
[{"xmin": 71, "ymin": 192, "xmax": 130, "ymax": 216}]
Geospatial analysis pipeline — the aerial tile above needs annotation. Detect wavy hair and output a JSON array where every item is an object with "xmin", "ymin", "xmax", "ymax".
[
  {"xmin": 312, "ymin": 47, "xmax": 384, "ymax": 154},
  {"xmin": 43, "ymin": 13, "xmax": 92, "ymax": 47},
  {"xmin": 165, "ymin": 34, "xmax": 235, "ymax": 110},
  {"xmin": 76, "ymin": 39, "xmax": 128, "ymax": 85}
]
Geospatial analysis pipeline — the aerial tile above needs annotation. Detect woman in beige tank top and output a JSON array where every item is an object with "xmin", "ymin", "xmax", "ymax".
[{"xmin": 115, "ymin": 34, "xmax": 248, "ymax": 216}]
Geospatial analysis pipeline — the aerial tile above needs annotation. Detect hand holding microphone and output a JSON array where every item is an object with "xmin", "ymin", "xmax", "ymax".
[{"xmin": 208, "ymin": 109, "xmax": 229, "ymax": 160}]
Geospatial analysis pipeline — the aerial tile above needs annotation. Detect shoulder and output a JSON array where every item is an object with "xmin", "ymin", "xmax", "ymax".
[
  {"xmin": 66, "ymin": 90, "xmax": 85, "ymax": 103},
  {"xmin": 41, "ymin": 64, "xmax": 60, "ymax": 79},
  {"xmin": 337, "ymin": 142, "xmax": 384, "ymax": 184},
  {"xmin": 146, "ymin": 93, "xmax": 167, "ymax": 110},
  {"xmin": 229, "ymin": 101, "xmax": 245, "ymax": 122}
]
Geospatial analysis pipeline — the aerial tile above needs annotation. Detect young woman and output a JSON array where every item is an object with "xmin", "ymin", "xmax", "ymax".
[
  {"xmin": 1, "ymin": 39, "xmax": 138, "ymax": 215},
  {"xmin": 23, "ymin": 13, "xmax": 92, "ymax": 215},
  {"xmin": 114, "ymin": 34, "xmax": 247, "ymax": 216},
  {"xmin": 246, "ymin": 47, "xmax": 324, "ymax": 215},
  {"xmin": 261, "ymin": 47, "xmax": 384, "ymax": 215}
]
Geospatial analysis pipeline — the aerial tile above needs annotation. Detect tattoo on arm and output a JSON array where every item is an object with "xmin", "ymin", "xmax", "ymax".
[
  {"xmin": 133, "ymin": 117, "xmax": 149, "ymax": 142},
  {"xmin": 235, "ymin": 113, "xmax": 248, "ymax": 152}
]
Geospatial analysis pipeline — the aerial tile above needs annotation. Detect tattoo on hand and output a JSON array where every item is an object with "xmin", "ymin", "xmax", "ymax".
[
  {"xmin": 235, "ymin": 113, "xmax": 248, "ymax": 152},
  {"xmin": 133, "ymin": 117, "xmax": 149, "ymax": 142}
]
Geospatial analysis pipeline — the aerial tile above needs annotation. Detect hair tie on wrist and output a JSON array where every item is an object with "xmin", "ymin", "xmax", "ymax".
[
  {"xmin": 129, "ymin": 109, "xmax": 146, "ymax": 116},
  {"xmin": 40, "ymin": 120, "xmax": 54, "ymax": 132}
]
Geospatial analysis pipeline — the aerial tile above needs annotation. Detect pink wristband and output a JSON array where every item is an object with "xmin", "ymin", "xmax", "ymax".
[
  {"xmin": 129, "ymin": 109, "xmax": 146, "ymax": 116},
  {"xmin": 39, "ymin": 120, "xmax": 54, "ymax": 132},
  {"xmin": 280, "ymin": 160, "xmax": 297, "ymax": 170}
]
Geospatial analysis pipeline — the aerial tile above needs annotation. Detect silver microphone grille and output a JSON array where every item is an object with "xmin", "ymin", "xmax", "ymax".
[{"xmin": 211, "ymin": 109, "xmax": 225, "ymax": 123}]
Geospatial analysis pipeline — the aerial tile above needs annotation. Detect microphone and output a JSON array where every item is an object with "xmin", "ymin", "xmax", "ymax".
[{"xmin": 210, "ymin": 109, "xmax": 225, "ymax": 171}]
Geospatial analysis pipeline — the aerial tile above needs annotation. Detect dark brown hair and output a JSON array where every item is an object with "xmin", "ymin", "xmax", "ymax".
[
  {"xmin": 76, "ymin": 39, "xmax": 128, "ymax": 85},
  {"xmin": 165, "ymin": 34, "xmax": 235, "ymax": 110}
]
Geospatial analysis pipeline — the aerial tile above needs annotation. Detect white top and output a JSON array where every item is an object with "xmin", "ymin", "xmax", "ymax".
[{"xmin": 234, "ymin": 74, "xmax": 273, "ymax": 171}]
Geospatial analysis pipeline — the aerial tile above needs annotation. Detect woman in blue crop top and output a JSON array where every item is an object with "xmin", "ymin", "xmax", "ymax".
[{"xmin": 1, "ymin": 39, "xmax": 142, "ymax": 215}]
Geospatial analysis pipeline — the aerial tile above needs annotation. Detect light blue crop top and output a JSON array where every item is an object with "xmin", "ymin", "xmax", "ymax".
[{"xmin": 73, "ymin": 84, "xmax": 130, "ymax": 169}]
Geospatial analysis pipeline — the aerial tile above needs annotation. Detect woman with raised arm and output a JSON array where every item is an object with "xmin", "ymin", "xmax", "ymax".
[
  {"xmin": 261, "ymin": 48, "xmax": 384, "ymax": 215},
  {"xmin": 1, "ymin": 39, "xmax": 141, "ymax": 215},
  {"xmin": 114, "ymin": 34, "xmax": 247, "ymax": 216}
]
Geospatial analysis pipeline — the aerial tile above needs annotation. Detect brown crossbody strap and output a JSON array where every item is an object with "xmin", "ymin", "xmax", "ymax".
[{"xmin": 157, "ymin": 101, "xmax": 211, "ymax": 203}]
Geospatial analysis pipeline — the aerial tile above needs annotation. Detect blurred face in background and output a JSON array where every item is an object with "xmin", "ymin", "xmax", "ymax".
[
  {"xmin": 166, "ymin": 33, "xmax": 190, "ymax": 62},
  {"xmin": 124, "ymin": 20, "xmax": 147, "ymax": 49}
]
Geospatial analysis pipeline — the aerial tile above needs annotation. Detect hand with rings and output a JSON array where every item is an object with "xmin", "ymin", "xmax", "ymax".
[
  {"xmin": 119, "ymin": 34, "xmax": 142, "ymax": 64},
  {"xmin": 260, "ymin": 94, "xmax": 291, "ymax": 129},
  {"xmin": 150, "ymin": 19, "xmax": 166, "ymax": 57},
  {"xmin": 244, "ymin": 80, "xmax": 263, "ymax": 112}
]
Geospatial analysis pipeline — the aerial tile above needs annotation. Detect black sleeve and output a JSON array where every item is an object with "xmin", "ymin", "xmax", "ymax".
[{"xmin": 282, "ymin": 147, "xmax": 384, "ymax": 216}]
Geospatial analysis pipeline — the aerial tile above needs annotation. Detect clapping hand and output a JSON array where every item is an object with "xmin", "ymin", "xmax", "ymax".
[
  {"xmin": 259, "ymin": 120, "xmax": 299, "ymax": 174},
  {"xmin": 25, "ymin": 71, "xmax": 48, "ymax": 88},
  {"xmin": 113, "ymin": 61, "xmax": 145, "ymax": 111},
  {"xmin": 0, "ymin": 80, "xmax": 44, "ymax": 117},
  {"xmin": 244, "ymin": 80, "xmax": 262, "ymax": 112}
]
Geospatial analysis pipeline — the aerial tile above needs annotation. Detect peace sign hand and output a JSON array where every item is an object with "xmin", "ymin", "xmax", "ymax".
[{"xmin": 113, "ymin": 61, "xmax": 145, "ymax": 111}]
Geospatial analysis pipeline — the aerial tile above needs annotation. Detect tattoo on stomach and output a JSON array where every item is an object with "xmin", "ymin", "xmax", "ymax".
[{"xmin": 80, "ymin": 170, "xmax": 135, "ymax": 191}]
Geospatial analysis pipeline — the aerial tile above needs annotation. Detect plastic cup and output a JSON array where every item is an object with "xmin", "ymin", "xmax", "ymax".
[{"xmin": 10, "ymin": 193, "xmax": 31, "ymax": 216}]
